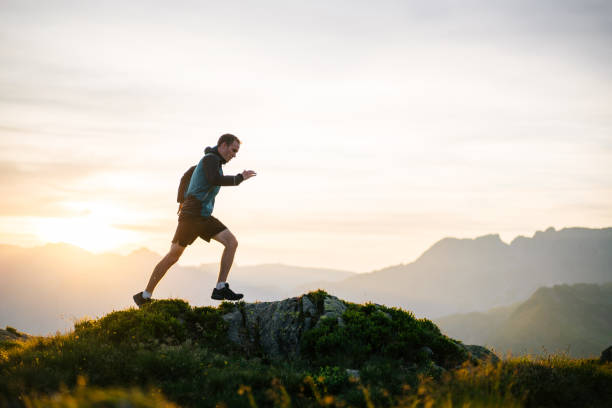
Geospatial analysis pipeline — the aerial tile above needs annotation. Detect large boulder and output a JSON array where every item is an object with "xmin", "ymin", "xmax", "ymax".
[
  {"xmin": 223, "ymin": 295, "xmax": 311, "ymax": 357},
  {"xmin": 221, "ymin": 294, "xmax": 349, "ymax": 357}
]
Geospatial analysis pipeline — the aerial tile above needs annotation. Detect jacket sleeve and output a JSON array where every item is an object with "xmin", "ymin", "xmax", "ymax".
[{"xmin": 203, "ymin": 154, "xmax": 244, "ymax": 186}]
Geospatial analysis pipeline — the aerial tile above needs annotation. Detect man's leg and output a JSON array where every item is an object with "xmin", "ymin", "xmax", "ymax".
[
  {"xmin": 211, "ymin": 229, "xmax": 238, "ymax": 284},
  {"xmin": 145, "ymin": 242, "xmax": 186, "ymax": 294}
]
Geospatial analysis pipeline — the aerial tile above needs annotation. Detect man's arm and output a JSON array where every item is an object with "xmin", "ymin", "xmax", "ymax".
[{"xmin": 203, "ymin": 154, "xmax": 244, "ymax": 186}]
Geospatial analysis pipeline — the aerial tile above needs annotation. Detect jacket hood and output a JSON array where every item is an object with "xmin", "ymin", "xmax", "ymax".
[{"xmin": 204, "ymin": 145, "xmax": 226, "ymax": 164}]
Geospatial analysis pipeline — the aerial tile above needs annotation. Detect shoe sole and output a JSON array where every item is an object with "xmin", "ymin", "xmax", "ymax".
[
  {"xmin": 133, "ymin": 294, "xmax": 151, "ymax": 308},
  {"xmin": 211, "ymin": 294, "xmax": 243, "ymax": 301}
]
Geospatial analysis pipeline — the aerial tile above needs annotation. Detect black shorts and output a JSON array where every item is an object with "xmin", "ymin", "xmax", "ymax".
[{"xmin": 171, "ymin": 215, "xmax": 227, "ymax": 247}]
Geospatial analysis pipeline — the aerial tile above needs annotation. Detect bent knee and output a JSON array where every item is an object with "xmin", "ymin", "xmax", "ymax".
[{"xmin": 226, "ymin": 235, "xmax": 238, "ymax": 250}]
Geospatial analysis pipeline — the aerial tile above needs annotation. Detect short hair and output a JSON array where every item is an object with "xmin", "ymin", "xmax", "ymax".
[{"xmin": 217, "ymin": 133, "xmax": 241, "ymax": 147}]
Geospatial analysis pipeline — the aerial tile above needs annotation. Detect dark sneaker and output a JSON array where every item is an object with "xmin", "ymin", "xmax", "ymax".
[
  {"xmin": 133, "ymin": 291, "xmax": 152, "ymax": 308},
  {"xmin": 211, "ymin": 283, "xmax": 243, "ymax": 301}
]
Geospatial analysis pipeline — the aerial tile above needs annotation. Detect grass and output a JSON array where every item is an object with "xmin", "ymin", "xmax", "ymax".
[{"xmin": 1, "ymin": 294, "xmax": 611, "ymax": 407}]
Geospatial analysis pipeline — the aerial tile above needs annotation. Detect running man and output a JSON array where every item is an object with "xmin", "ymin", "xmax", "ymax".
[{"xmin": 133, "ymin": 133, "xmax": 256, "ymax": 307}]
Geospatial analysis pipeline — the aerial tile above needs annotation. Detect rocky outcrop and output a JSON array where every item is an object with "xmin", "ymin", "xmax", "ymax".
[
  {"xmin": 221, "ymin": 293, "xmax": 498, "ymax": 367},
  {"xmin": 463, "ymin": 344, "xmax": 500, "ymax": 364},
  {"xmin": 222, "ymin": 293, "xmax": 347, "ymax": 358}
]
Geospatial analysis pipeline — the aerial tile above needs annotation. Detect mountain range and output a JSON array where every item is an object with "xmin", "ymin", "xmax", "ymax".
[
  {"xmin": 1, "ymin": 226, "xmax": 611, "ymax": 337},
  {"xmin": 435, "ymin": 282, "xmax": 612, "ymax": 358},
  {"xmin": 299, "ymin": 226, "xmax": 612, "ymax": 317}
]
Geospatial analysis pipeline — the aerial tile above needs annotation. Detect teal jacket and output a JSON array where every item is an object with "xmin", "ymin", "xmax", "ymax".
[{"xmin": 182, "ymin": 146, "xmax": 244, "ymax": 217}]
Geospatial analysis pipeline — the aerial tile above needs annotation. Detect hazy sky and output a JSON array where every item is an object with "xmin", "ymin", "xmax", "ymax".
[{"xmin": 1, "ymin": 0, "xmax": 611, "ymax": 271}]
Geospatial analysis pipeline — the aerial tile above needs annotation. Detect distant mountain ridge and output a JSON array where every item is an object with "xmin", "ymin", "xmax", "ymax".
[
  {"xmin": 435, "ymin": 282, "xmax": 612, "ymax": 357},
  {"xmin": 300, "ymin": 227, "xmax": 612, "ymax": 317},
  {"xmin": 1, "ymin": 226, "xmax": 611, "ymax": 335}
]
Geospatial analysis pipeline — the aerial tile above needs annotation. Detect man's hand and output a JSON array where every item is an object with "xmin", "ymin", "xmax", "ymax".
[{"xmin": 241, "ymin": 170, "xmax": 257, "ymax": 181}]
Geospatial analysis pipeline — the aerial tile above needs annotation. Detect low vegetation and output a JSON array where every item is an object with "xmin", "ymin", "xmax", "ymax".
[{"xmin": 1, "ymin": 292, "xmax": 611, "ymax": 407}]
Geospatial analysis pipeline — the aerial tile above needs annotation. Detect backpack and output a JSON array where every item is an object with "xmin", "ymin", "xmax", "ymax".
[{"xmin": 177, "ymin": 165, "xmax": 196, "ymax": 204}]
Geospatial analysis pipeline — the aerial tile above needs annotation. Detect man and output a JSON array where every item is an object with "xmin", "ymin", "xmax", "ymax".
[{"xmin": 133, "ymin": 133, "xmax": 256, "ymax": 307}]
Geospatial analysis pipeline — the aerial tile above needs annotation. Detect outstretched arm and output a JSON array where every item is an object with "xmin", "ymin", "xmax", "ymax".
[{"xmin": 203, "ymin": 155, "xmax": 256, "ymax": 186}]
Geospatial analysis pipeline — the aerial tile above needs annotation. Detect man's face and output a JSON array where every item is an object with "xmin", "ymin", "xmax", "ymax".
[{"xmin": 219, "ymin": 141, "xmax": 240, "ymax": 162}]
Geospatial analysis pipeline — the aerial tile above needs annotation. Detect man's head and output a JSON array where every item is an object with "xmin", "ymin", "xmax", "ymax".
[{"xmin": 217, "ymin": 133, "xmax": 241, "ymax": 162}]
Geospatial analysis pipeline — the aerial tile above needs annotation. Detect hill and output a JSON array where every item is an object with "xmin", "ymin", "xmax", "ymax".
[
  {"xmin": 0, "ymin": 292, "xmax": 477, "ymax": 406},
  {"xmin": 435, "ymin": 282, "xmax": 612, "ymax": 357},
  {"xmin": 1, "ymin": 292, "xmax": 610, "ymax": 408},
  {"xmin": 301, "ymin": 227, "xmax": 612, "ymax": 317}
]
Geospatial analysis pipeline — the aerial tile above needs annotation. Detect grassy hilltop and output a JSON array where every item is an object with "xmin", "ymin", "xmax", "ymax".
[{"xmin": 1, "ymin": 291, "xmax": 611, "ymax": 407}]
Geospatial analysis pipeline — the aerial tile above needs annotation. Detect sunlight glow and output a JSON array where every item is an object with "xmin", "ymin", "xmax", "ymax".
[{"xmin": 34, "ymin": 202, "xmax": 137, "ymax": 253}]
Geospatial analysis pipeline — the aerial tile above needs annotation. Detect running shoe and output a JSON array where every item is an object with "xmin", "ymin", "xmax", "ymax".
[{"xmin": 211, "ymin": 283, "xmax": 243, "ymax": 301}]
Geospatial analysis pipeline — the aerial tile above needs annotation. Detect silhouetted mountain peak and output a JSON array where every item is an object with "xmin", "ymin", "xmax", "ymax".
[
  {"xmin": 475, "ymin": 233, "xmax": 505, "ymax": 244},
  {"xmin": 417, "ymin": 233, "xmax": 507, "ymax": 263},
  {"xmin": 512, "ymin": 226, "xmax": 612, "ymax": 246}
]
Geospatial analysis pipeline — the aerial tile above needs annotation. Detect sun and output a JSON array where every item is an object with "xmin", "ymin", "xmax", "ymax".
[{"xmin": 35, "ymin": 203, "xmax": 136, "ymax": 253}]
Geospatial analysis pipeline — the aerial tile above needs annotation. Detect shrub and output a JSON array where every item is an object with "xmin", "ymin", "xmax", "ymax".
[
  {"xmin": 301, "ymin": 301, "xmax": 466, "ymax": 369},
  {"xmin": 73, "ymin": 300, "xmax": 229, "ymax": 350}
]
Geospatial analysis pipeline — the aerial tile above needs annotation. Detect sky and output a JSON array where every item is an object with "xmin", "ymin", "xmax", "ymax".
[{"xmin": 1, "ymin": 0, "xmax": 611, "ymax": 272}]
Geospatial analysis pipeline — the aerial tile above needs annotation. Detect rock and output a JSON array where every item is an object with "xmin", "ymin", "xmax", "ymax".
[
  {"xmin": 346, "ymin": 369, "xmax": 360, "ymax": 380},
  {"xmin": 0, "ymin": 327, "xmax": 29, "ymax": 341},
  {"xmin": 222, "ymin": 297, "xmax": 306, "ymax": 358},
  {"xmin": 302, "ymin": 296, "xmax": 317, "ymax": 316},
  {"xmin": 246, "ymin": 297, "xmax": 302, "ymax": 357},
  {"xmin": 373, "ymin": 304, "xmax": 392, "ymax": 320},
  {"xmin": 222, "ymin": 310, "xmax": 243, "ymax": 344},
  {"xmin": 601, "ymin": 346, "xmax": 612, "ymax": 363},
  {"xmin": 221, "ymin": 294, "xmax": 350, "ymax": 358},
  {"xmin": 304, "ymin": 316, "xmax": 313, "ymax": 331},
  {"xmin": 464, "ymin": 344, "xmax": 500, "ymax": 364},
  {"xmin": 315, "ymin": 295, "xmax": 347, "ymax": 328},
  {"xmin": 419, "ymin": 346, "xmax": 434, "ymax": 359}
]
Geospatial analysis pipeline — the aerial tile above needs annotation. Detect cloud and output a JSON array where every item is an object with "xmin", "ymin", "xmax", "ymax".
[
  {"xmin": 0, "ymin": 160, "xmax": 115, "ymax": 217},
  {"xmin": 0, "ymin": 159, "xmax": 108, "ymax": 185}
]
